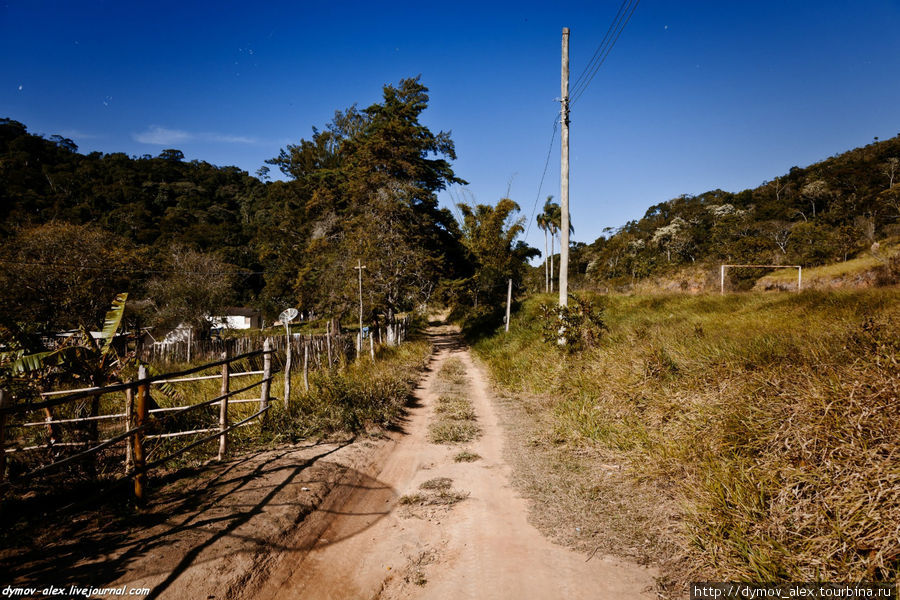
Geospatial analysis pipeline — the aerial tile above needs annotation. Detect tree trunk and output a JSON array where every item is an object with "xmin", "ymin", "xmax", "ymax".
[
  {"xmin": 544, "ymin": 229, "xmax": 549, "ymax": 293},
  {"xmin": 550, "ymin": 233, "xmax": 555, "ymax": 293}
]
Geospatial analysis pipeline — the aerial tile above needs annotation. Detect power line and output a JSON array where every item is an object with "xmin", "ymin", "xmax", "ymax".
[
  {"xmin": 570, "ymin": 0, "xmax": 641, "ymax": 105},
  {"xmin": 569, "ymin": 0, "xmax": 630, "ymax": 93},
  {"xmin": 524, "ymin": 116, "xmax": 559, "ymax": 240}
]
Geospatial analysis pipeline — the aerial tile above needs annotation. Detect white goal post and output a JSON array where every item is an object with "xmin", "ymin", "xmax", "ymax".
[{"xmin": 720, "ymin": 264, "xmax": 802, "ymax": 294}]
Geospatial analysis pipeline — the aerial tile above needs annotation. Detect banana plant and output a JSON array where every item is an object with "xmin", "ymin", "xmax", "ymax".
[{"xmin": 1, "ymin": 293, "xmax": 179, "ymax": 443}]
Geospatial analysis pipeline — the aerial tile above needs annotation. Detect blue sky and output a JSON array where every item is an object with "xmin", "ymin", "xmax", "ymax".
[{"xmin": 2, "ymin": 1, "xmax": 899, "ymax": 250}]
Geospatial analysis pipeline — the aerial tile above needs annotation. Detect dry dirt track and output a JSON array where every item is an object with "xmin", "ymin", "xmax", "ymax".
[{"xmin": 252, "ymin": 327, "xmax": 658, "ymax": 600}]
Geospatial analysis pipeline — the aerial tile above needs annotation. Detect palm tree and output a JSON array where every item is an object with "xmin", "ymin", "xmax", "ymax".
[
  {"xmin": 542, "ymin": 198, "xmax": 573, "ymax": 294},
  {"xmin": 536, "ymin": 208, "xmax": 550, "ymax": 293}
]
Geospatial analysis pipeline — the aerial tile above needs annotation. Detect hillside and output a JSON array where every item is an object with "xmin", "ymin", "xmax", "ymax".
[{"xmin": 576, "ymin": 135, "xmax": 900, "ymax": 291}]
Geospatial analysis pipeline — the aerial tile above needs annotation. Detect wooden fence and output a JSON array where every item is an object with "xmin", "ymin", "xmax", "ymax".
[
  {"xmin": 0, "ymin": 317, "xmax": 412, "ymax": 501},
  {"xmin": 142, "ymin": 319, "xmax": 410, "ymax": 366},
  {"xmin": 0, "ymin": 343, "xmax": 273, "ymax": 502}
]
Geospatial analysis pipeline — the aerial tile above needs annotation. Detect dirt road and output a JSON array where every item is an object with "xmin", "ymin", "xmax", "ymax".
[
  {"xmin": 11, "ymin": 328, "xmax": 655, "ymax": 598},
  {"xmin": 253, "ymin": 328, "xmax": 657, "ymax": 599}
]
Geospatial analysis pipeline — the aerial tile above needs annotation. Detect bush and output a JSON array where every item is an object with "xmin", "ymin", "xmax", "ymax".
[{"xmin": 538, "ymin": 294, "xmax": 608, "ymax": 352}]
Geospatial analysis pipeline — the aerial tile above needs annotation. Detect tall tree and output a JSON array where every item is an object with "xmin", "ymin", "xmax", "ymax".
[{"xmin": 458, "ymin": 198, "xmax": 537, "ymax": 310}]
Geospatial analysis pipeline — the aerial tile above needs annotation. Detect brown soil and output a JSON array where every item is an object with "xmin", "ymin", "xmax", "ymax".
[{"xmin": 1, "ymin": 327, "xmax": 657, "ymax": 599}]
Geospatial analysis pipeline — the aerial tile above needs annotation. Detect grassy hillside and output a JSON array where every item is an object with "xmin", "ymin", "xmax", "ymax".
[
  {"xmin": 577, "ymin": 134, "xmax": 900, "ymax": 291},
  {"xmin": 474, "ymin": 291, "xmax": 899, "ymax": 588}
]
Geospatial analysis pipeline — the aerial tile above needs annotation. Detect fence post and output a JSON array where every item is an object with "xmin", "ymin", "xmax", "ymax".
[
  {"xmin": 326, "ymin": 321, "xmax": 333, "ymax": 367},
  {"xmin": 124, "ymin": 385, "xmax": 134, "ymax": 473},
  {"xmin": 134, "ymin": 366, "xmax": 149, "ymax": 503},
  {"xmin": 218, "ymin": 344, "xmax": 230, "ymax": 461},
  {"xmin": 370, "ymin": 333, "xmax": 375, "ymax": 360},
  {"xmin": 261, "ymin": 338, "xmax": 271, "ymax": 426},
  {"xmin": 0, "ymin": 390, "xmax": 9, "ymax": 484},
  {"xmin": 283, "ymin": 333, "xmax": 292, "ymax": 411},
  {"xmin": 303, "ymin": 342, "xmax": 310, "ymax": 392}
]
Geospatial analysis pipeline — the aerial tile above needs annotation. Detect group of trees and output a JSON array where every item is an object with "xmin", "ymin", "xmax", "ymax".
[
  {"xmin": 9, "ymin": 80, "xmax": 892, "ymax": 345},
  {"xmin": 0, "ymin": 78, "xmax": 535, "ymax": 350},
  {"xmin": 578, "ymin": 135, "xmax": 900, "ymax": 288}
]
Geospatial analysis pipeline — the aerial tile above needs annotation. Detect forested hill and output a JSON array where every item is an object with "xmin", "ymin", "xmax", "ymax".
[
  {"xmin": 0, "ymin": 117, "xmax": 266, "ymax": 264},
  {"xmin": 0, "ymin": 78, "xmax": 470, "ymax": 333},
  {"xmin": 581, "ymin": 134, "xmax": 900, "ymax": 287},
  {"xmin": 1, "ymin": 78, "xmax": 534, "ymax": 339}
]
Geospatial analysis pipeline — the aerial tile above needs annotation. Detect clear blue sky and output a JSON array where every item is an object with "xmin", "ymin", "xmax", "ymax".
[{"xmin": 3, "ymin": 1, "xmax": 899, "ymax": 251}]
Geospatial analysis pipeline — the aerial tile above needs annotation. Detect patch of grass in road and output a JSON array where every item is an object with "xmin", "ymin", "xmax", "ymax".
[
  {"xmin": 400, "ymin": 479, "xmax": 469, "ymax": 507},
  {"xmin": 428, "ymin": 420, "xmax": 479, "ymax": 444},
  {"xmin": 453, "ymin": 451, "xmax": 481, "ymax": 463},
  {"xmin": 420, "ymin": 477, "xmax": 453, "ymax": 491},
  {"xmin": 429, "ymin": 356, "xmax": 482, "ymax": 445}
]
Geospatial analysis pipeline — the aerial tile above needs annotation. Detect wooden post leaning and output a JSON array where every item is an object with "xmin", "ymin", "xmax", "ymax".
[
  {"xmin": 218, "ymin": 344, "xmax": 230, "ymax": 461},
  {"xmin": 133, "ymin": 366, "xmax": 149, "ymax": 503}
]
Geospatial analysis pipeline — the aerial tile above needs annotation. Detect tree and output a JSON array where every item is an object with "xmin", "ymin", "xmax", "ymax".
[
  {"xmin": 457, "ymin": 198, "xmax": 537, "ymax": 311},
  {"xmin": 801, "ymin": 180, "xmax": 830, "ymax": 219},
  {"xmin": 651, "ymin": 216, "xmax": 692, "ymax": 262},
  {"xmin": 268, "ymin": 77, "xmax": 467, "ymax": 324},
  {"xmin": 0, "ymin": 222, "xmax": 138, "ymax": 336},
  {"xmin": 145, "ymin": 247, "xmax": 237, "ymax": 337},
  {"xmin": 883, "ymin": 158, "xmax": 899, "ymax": 188}
]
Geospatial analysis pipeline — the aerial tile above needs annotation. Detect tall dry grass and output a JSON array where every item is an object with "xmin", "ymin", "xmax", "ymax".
[{"xmin": 475, "ymin": 290, "xmax": 899, "ymax": 585}]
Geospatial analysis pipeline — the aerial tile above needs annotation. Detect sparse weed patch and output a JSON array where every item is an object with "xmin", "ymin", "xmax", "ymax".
[
  {"xmin": 436, "ymin": 357, "xmax": 467, "ymax": 386},
  {"xmin": 454, "ymin": 451, "xmax": 481, "ymax": 463},
  {"xmin": 428, "ymin": 420, "xmax": 480, "ymax": 444},
  {"xmin": 435, "ymin": 396, "xmax": 477, "ymax": 421},
  {"xmin": 420, "ymin": 477, "xmax": 453, "ymax": 491},
  {"xmin": 429, "ymin": 355, "xmax": 481, "ymax": 445}
]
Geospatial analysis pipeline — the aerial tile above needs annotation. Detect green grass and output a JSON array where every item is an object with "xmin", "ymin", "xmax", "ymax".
[{"xmin": 474, "ymin": 290, "xmax": 900, "ymax": 584}]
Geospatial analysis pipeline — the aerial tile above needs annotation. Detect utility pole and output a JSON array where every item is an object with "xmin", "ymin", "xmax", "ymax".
[
  {"xmin": 559, "ymin": 26, "xmax": 570, "ymax": 308},
  {"xmin": 354, "ymin": 260, "xmax": 366, "ymax": 354}
]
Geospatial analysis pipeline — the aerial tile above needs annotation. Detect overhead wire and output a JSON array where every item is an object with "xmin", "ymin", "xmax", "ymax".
[
  {"xmin": 570, "ymin": 0, "xmax": 641, "ymax": 105},
  {"xmin": 568, "ymin": 0, "xmax": 630, "ymax": 94},
  {"xmin": 524, "ymin": 115, "xmax": 560, "ymax": 240}
]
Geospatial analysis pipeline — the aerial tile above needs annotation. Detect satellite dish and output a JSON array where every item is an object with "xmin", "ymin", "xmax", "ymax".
[{"xmin": 279, "ymin": 308, "xmax": 299, "ymax": 323}]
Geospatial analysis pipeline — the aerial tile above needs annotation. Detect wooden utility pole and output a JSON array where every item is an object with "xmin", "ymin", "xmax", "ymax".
[
  {"xmin": 559, "ymin": 26, "xmax": 571, "ymax": 308},
  {"xmin": 505, "ymin": 278, "xmax": 512, "ymax": 332},
  {"xmin": 354, "ymin": 260, "xmax": 366, "ymax": 355}
]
